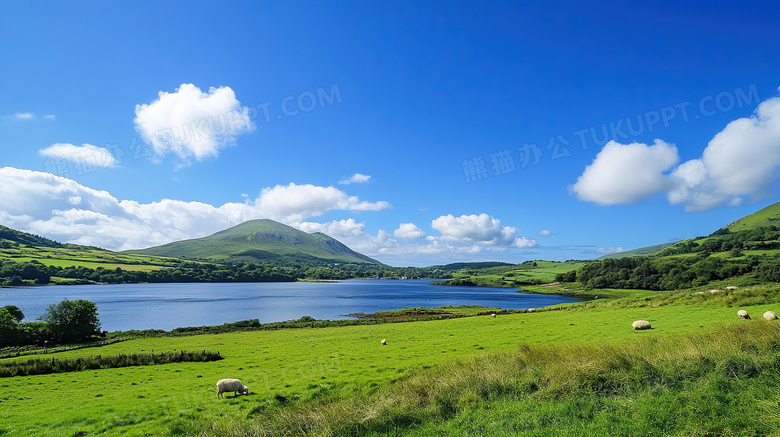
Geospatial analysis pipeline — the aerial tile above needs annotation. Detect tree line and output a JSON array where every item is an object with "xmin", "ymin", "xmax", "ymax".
[{"xmin": 0, "ymin": 258, "xmax": 453, "ymax": 286}]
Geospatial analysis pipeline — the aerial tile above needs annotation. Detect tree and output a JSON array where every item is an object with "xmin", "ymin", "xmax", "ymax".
[
  {"xmin": 0, "ymin": 307, "xmax": 23, "ymax": 347},
  {"xmin": 2, "ymin": 305, "xmax": 24, "ymax": 322},
  {"xmin": 39, "ymin": 299, "xmax": 101, "ymax": 343}
]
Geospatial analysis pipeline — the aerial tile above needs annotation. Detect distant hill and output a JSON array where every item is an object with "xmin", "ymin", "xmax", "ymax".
[
  {"xmin": 600, "ymin": 201, "xmax": 780, "ymax": 260},
  {"xmin": 723, "ymin": 201, "xmax": 780, "ymax": 232},
  {"xmin": 124, "ymin": 219, "xmax": 384, "ymax": 265},
  {"xmin": 0, "ymin": 225, "xmax": 64, "ymax": 248},
  {"xmin": 431, "ymin": 261, "xmax": 515, "ymax": 271},
  {"xmin": 599, "ymin": 242, "xmax": 677, "ymax": 260}
]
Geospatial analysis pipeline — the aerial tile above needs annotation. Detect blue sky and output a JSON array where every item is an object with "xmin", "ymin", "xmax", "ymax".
[{"xmin": 1, "ymin": 1, "xmax": 780, "ymax": 266}]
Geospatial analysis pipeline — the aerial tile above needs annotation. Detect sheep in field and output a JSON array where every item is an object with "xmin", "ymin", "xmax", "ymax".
[
  {"xmin": 632, "ymin": 320, "xmax": 651, "ymax": 330},
  {"xmin": 738, "ymin": 310, "xmax": 750, "ymax": 319},
  {"xmin": 381, "ymin": 338, "xmax": 387, "ymax": 346},
  {"xmin": 215, "ymin": 379, "xmax": 249, "ymax": 399},
  {"xmin": 764, "ymin": 311, "xmax": 777, "ymax": 321},
  {"xmin": 491, "ymin": 313, "xmax": 496, "ymax": 318}
]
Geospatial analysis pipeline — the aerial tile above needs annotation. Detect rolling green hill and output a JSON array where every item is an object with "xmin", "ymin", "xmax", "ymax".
[
  {"xmin": 124, "ymin": 219, "xmax": 384, "ymax": 265},
  {"xmin": 601, "ymin": 201, "xmax": 780, "ymax": 260},
  {"xmin": 0, "ymin": 224, "xmax": 64, "ymax": 248},
  {"xmin": 724, "ymin": 200, "xmax": 780, "ymax": 231}
]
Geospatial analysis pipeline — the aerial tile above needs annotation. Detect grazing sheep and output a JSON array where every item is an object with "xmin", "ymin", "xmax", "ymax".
[
  {"xmin": 215, "ymin": 379, "xmax": 249, "ymax": 399},
  {"xmin": 737, "ymin": 310, "xmax": 750, "ymax": 319},
  {"xmin": 709, "ymin": 289, "xmax": 723, "ymax": 294},
  {"xmin": 490, "ymin": 313, "xmax": 496, "ymax": 318},
  {"xmin": 632, "ymin": 320, "xmax": 652, "ymax": 330},
  {"xmin": 381, "ymin": 338, "xmax": 387, "ymax": 346},
  {"xmin": 764, "ymin": 311, "xmax": 777, "ymax": 321},
  {"xmin": 726, "ymin": 286, "xmax": 738, "ymax": 290},
  {"xmin": 526, "ymin": 308, "xmax": 535, "ymax": 313}
]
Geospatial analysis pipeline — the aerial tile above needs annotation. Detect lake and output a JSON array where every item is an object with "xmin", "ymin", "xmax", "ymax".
[{"xmin": 0, "ymin": 280, "xmax": 582, "ymax": 332}]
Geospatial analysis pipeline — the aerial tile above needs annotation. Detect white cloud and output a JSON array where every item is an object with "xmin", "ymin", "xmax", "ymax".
[
  {"xmin": 394, "ymin": 223, "xmax": 426, "ymax": 239},
  {"xmin": 431, "ymin": 213, "xmax": 535, "ymax": 248},
  {"xmin": 44, "ymin": 114, "xmax": 56, "ymax": 121},
  {"xmin": 670, "ymin": 96, "xmax": 780, "ymax": 211},
  {"xmin": 255, "ymin": 183, "xmax": 390, "ymax": 223},
  {"xmin": 15, "ymin": 112, "xmax": 35, "ymax": 120},
  {"xmin": 595, "ymin": 246, "xmax": 625, "ymax": 255},
  {"xmin": 133, "ymin": 83, "xmax": 255, "ymax": 162},
  {"xmin": 571, "ymin": 140, "xmax": 679, "ymax": 205},
  {"xmin": 515, "ymin": 237, "xmax": 537, "ymax": 248},
  {"xmin": 39, "ymin": 143, "xmax": 119, "ymax": 168},
  {"xmin": 0, "ymin": 167, "xmax": 389, "ymax": 251},
  {"xmin": 537, "ymin": 229, "xmax": 552, "ymax": 237},
  {"xmin": 297, "ymin": 218, "xmax": 367, "ymax": 239},
  {"xmin": 574, "ymin": 94, "xmax": 780, "ymax": 212},
  {"xmin": 339, "ymin": 173, "xmax": 371, "ymax": 185}
]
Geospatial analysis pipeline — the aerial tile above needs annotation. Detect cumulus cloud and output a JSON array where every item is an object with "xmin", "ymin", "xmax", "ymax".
[
  {"xmin": 297, "ymin": 218, "xmax": 367, "ymax": 239},
  {"xmin": 537, "ymin": 229, "xmax": 552, "ymax": 237},
  {"xmin": 39, "ymin": 143, "xmax": 119, "ymax": 168},
  {"xmin": 255, "ymin": 183, "xmax": 389, "ymax": 223},
  {"xmin": 133, "ymin": 83, "xmax": 255, "ymax": 162},
  {"xmin": 393, "ymin": 223, "xmax": 426, "ymax": 239},
  {"xmin": 670, "ymin": 96, "xmax": 780, "ymax": 210},
  {"xmin": 515, "ymin": 237, "xmax": 537, "ymax": 248},
  {"xmin": 15, "ymin": 112, "xmax": 35, "ymax": 120},
  {"xmin": 571, "ymin": 140, "xmax": 679, "ymax": 205},
  {"xmin": 339, "ymin": 173, "xmax": 371, "ymax": 185},
  {"xmin": 0, "ymin": 167, "xmax": 389, "ymax": 251},
  {"xmin": 44, "ymin": 114, "xmax": 56, "ymax": 121},
  {"xmin": 431, "ymin": 213, "xmax": 536, "ymax": 248},
  {"xmin": 573, "ymin": 94, "xmax": 780, "ymax": 211}
]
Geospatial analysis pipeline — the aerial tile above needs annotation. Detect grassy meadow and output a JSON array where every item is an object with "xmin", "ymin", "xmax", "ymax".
[
  {"xmin": 0, "ymin": 244, "xmax": 176, "ymax": 272},
  {"xmin": 3, "ymin": 283, "xmax": 780, "ymax": 436}
]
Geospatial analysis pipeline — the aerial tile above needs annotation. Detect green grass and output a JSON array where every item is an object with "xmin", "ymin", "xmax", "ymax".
[
  {"xmin": 2, "ymin": 283, "xmax": 780, "ymax": 436},
  {"xmin": 726, "ymin": 200, "xmax": 780, "ymax": 231},
  {"xmin": 0, "ymin": 244, "xmax": 177, "ymax": 271}
]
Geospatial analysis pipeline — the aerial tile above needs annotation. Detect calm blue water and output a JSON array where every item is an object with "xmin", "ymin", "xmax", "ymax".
[{"xmin": 0, "ymin": 280, "xmax": 581, "ymax": 332}]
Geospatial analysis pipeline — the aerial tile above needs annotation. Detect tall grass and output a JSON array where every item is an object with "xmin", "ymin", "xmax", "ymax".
[{"xmin": 187, "ymin": 321, "xmax": 780, "ymax": 436}]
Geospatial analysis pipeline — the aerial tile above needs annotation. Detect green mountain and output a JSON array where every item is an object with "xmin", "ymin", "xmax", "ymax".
[
  {"xmin": 723, "ymin": 201, "xmax": 780, "ymax": 232},
  {"xmin": 124, "ymin": 219, "xmax": 384, "ymax": 265}
]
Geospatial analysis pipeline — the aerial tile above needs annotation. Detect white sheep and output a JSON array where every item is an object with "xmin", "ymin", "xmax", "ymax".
[
  {"xmin": 215, "ymin": 378, "xmax": 249, "ymax": 399},
  {"xmin": 381, "ymin": 338, "xmax": 387, "ymax": 345},
  {"xmin": 490, "ymin": 313, "xmax": 496, "ymax": 318},
  {"xmin": 764, "ymin": 311, "xmax": 777, "ymax": 321},
  {"xmin": 737, "ymin": 310, "xmax": 750, "ymax": 319},
  {"xmin": 726, "ymin": 286, "xmax": 738, "ymax": 290},
  {"xmin": 632, "ymin": 320, "xmax": 651, "ymax": 330}
]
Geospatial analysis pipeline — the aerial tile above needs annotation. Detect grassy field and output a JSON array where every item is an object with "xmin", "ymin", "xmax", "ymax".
[
  {"xmin": 0, "ymin": 244, "xmax": 176, "ymax": 271},
  {"xmin": 2, "ymin": 283, "xmax": 780, "ymax": 436}
]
